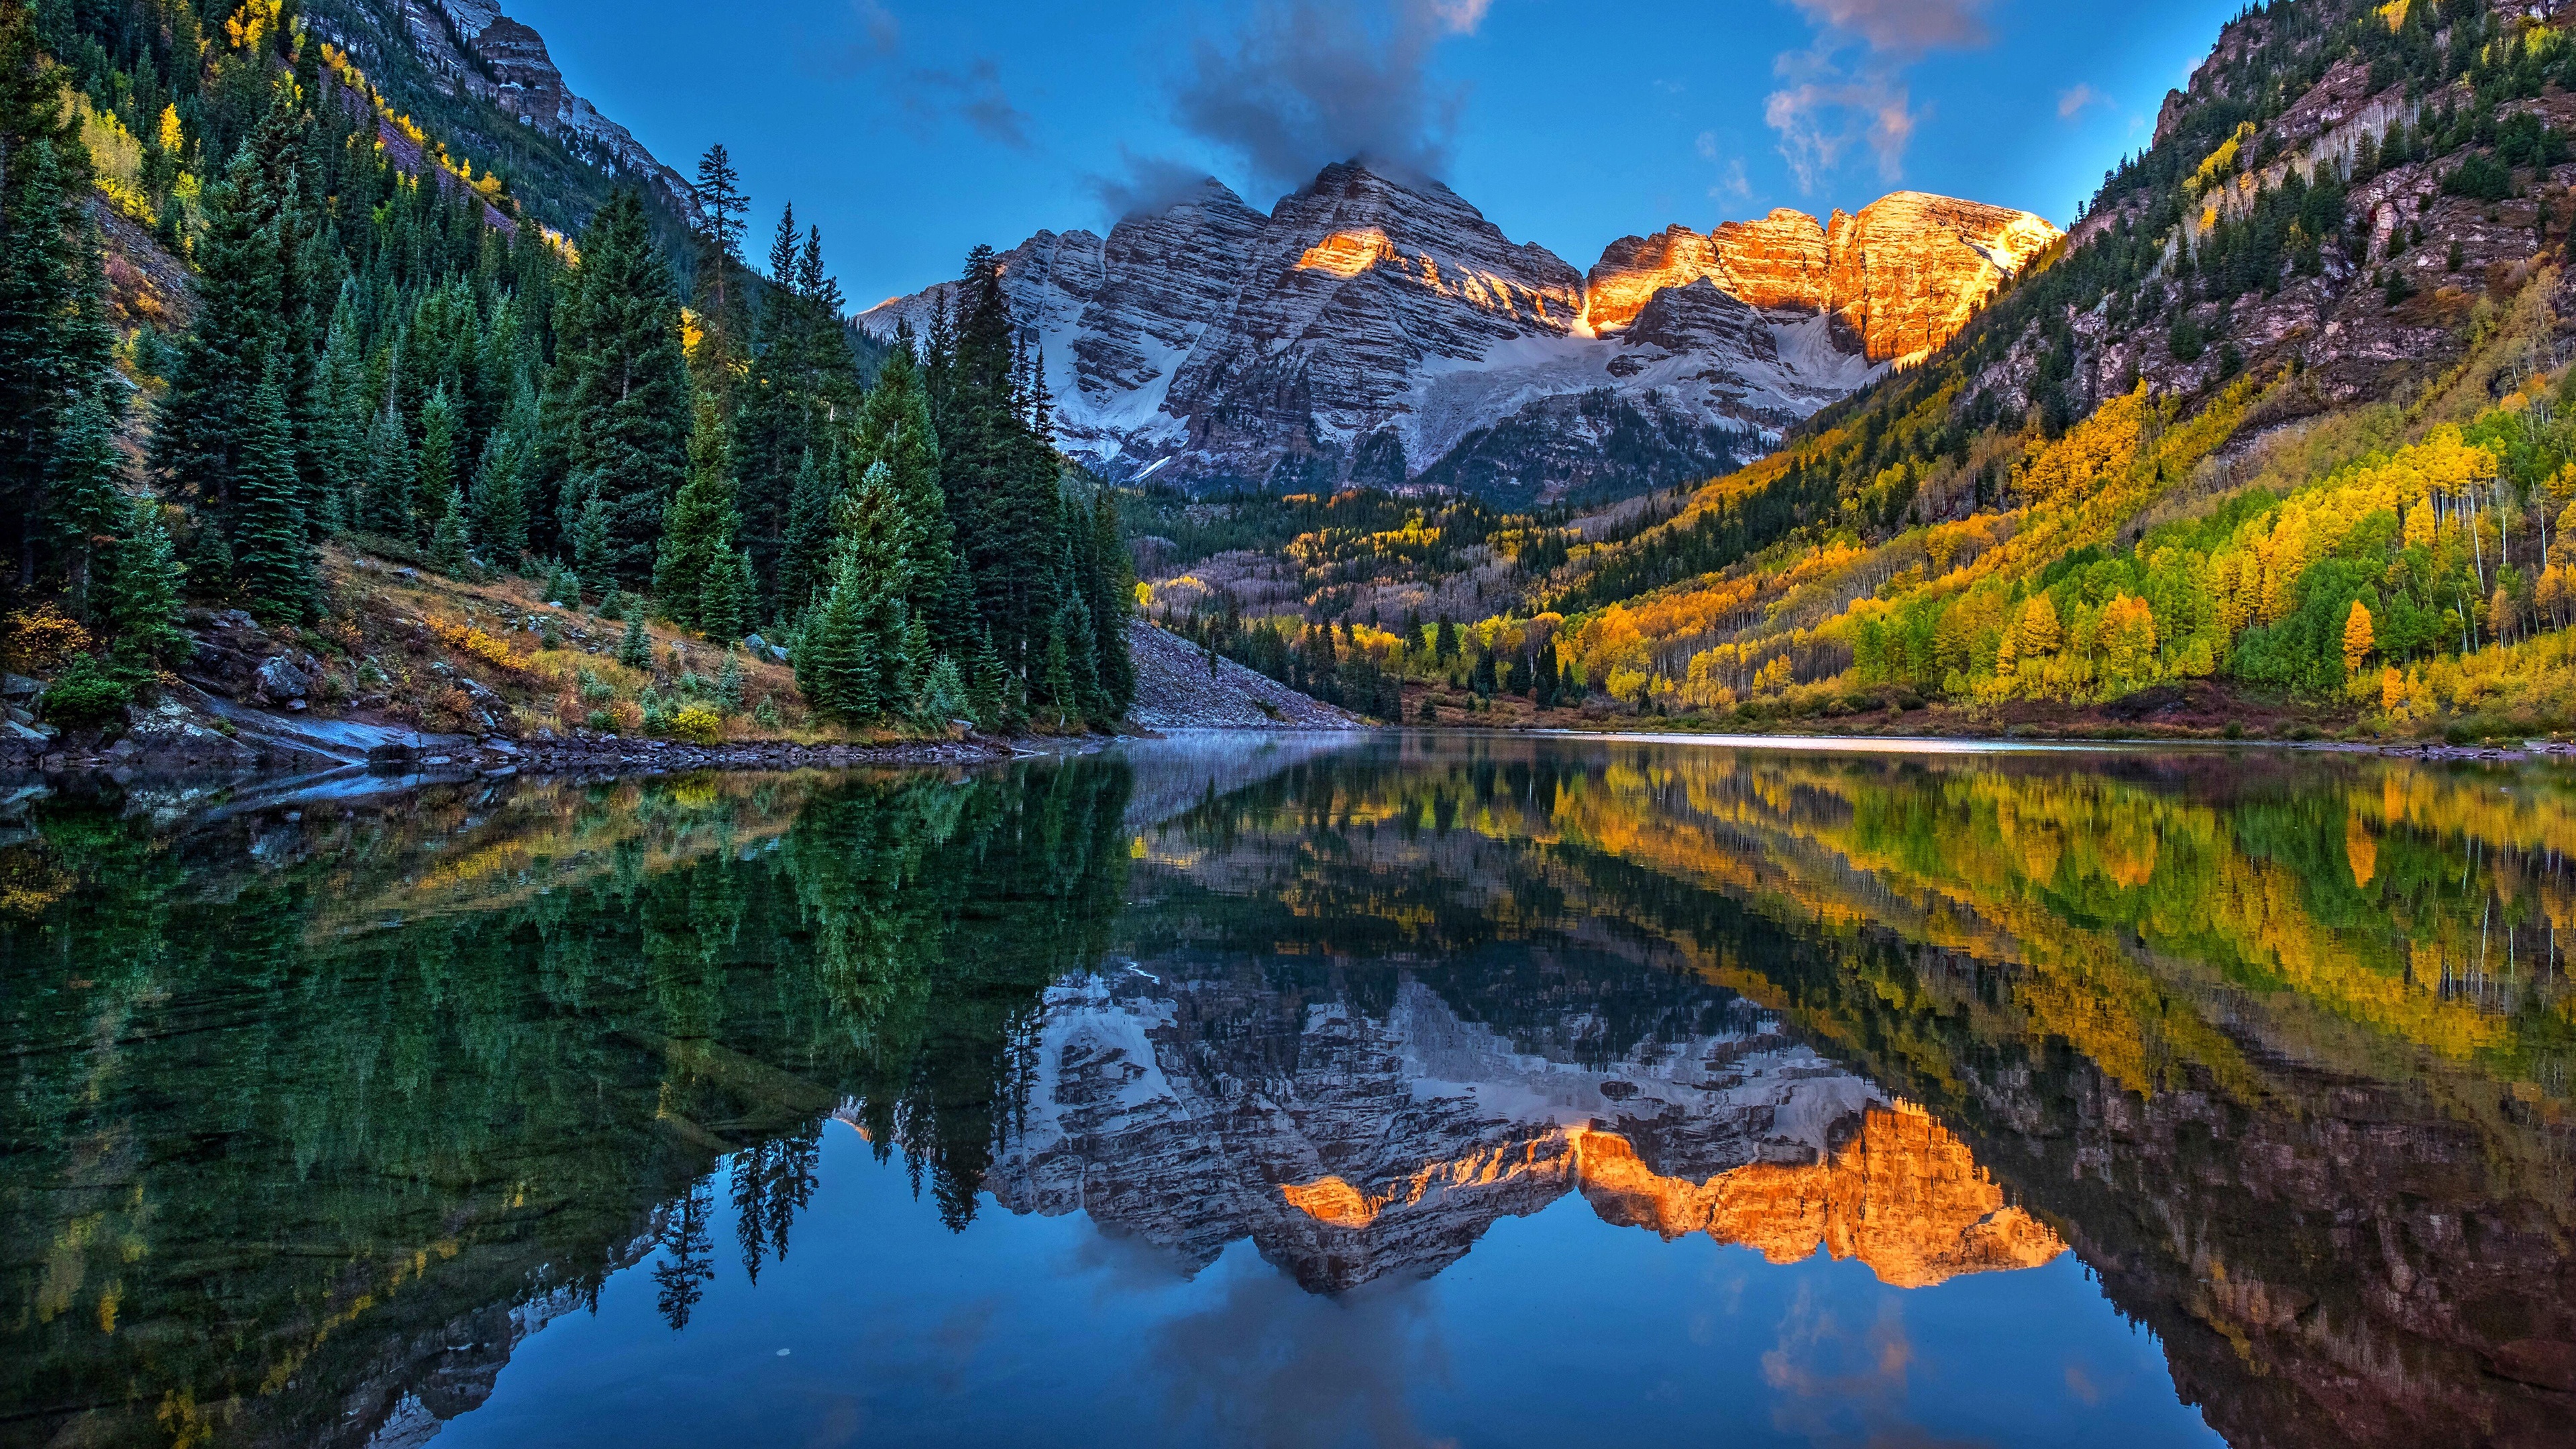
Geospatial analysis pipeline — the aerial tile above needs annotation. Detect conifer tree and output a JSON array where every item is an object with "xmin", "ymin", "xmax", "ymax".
[
  {"xmin": 231, "ymin": 376, "xmax": 315, "ymax": 623},
  {"xmin": 654, "ymin": 394, "xmax": 740, "ymax": 627},
  {"xmin": 360, "ymin": 400, "xmax": 415, "ymax": 536},
  {"xmin": 152, "ymin": 146, "xmax": 283, "ymax": 528},
  {"xmin": 796, "ymin": 561, "xmax": 875, "ymax": 723},
  {"xmin": 714, "ymin": 652, "xmax": 745, "ymax": 712},
  {"xmin": 107, "ymin": 499, "xmax": 188, "ymax": 667},
  {"xmin": 777, "ymin": 447, "xmax": 839, "ymax": 619},
  {"xmin": 0, "ymin": 7, "xmax": 99, "ymax": 586},
  {"xmin": 50, "ymin": 390, "xmax": 126, "ymax": 619},
  {"xmin": 415, "ymin": 386, "xmax": 462, "ymax": 545},
  {"xmin": 700, "ymin": 547, "xmax": 754, "ymax": 643},
  {"xmin": 427, "ymin": 492, "xmax": 471, "ymax": 576},
  {"xmin": 619, "ymin": 614, "xmax": 651, "ymax": 669},
  {"xmin": 551, "ymin": 191, "xmax": 688, "ymax": 584},
  {"xmin": 470, "ymin": 427, "xmax": 529, "ymax": 562}
]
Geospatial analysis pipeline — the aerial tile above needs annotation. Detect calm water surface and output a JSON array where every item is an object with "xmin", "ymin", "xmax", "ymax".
[{"xmin": 4, "ymin": 735, "xmax": 2571, "ymax": 1448}]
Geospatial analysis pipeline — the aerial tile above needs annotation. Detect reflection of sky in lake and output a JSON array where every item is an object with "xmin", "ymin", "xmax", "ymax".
[{"xmin": 441, "ymin": 1122, "xmax": 2218, "ymax": 1449}]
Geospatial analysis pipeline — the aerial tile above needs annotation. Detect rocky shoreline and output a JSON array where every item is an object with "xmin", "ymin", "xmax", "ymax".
[{"xmin": 0, "ymin": 719, "xmax": 1024, "ymax": 781}]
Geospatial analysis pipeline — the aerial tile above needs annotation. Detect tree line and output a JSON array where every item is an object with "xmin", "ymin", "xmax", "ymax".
[{"xmin": 0, "ymin": 2, "xmax": 1132, "ymax": 732}]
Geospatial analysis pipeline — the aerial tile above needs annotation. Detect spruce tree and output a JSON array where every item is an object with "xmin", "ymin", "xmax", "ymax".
[
  {"xmin": 618, "ymin": 614, "xmax": 651, "ymax": 669},
  {"xmin": 700, "ymin": 546, "xmax": 753, "ymax": 643},
  {"xmin": 850, "ymin": 338, "xmax": 959, "ymax": 640},
  {"xmin": 470, "ymin": 427, "xmax": 529, "ymax": 562},
  {"xmin": 550, "ymin": 191, "xmax": 688, "ymax": 585},
  {"xmin": 777, "ymin": 447, "xmax": 839, "ymax": 618},
  {"xmin": 107, "ymin": 498, "xmax": 188, "ymax": 667},
  {"xmin": 714, "ymin": 652, "xmax": 745, "ymax": 712},
  {"xmin": 795, "ymin": 561, "xmax": 875, "ymax": 723},
  {"xmin": 231, "ymin": 376, "xmax": 315, "ymax": 624},
  {"xmin": 50, "ymin": 389, "xmax": 126, "ymax": 619},
  {"xmin": 427, "ymin": 492, "xmax": 471, "ymax": 576},
  {"xmin": 152, "ymin": 146, "xmax": 283, "ymax": 529},
  {"xmin": 360, "ymin": 400, "xmax": 415, "ymax": 537},
  {"xmin": 653, "ymin": 393, "xmax": 739, "ymax": 627},
  {"xmin": 1038, "ymin": 614, "xmax": 1075, "ymax": 731},
  {"xmin": 0, "ymin": 9, "xmax": 98, "ymax": 587},
  {"xmin": 415, "ymin": 386, "xmax": 462, "ymax": 545}
]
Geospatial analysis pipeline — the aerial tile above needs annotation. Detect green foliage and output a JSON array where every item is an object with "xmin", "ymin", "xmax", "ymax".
[
  {"xmin": 229, "ymin": 376, "xmax": 314, "ymax": 623},
  {"xmin": 553, "ymin": 192, "xmax": 689, "ymax": 586},
  {"xmin": 40, "ymin": 651, "xmax": 133, "ymax": 726},
  {"xmin": 617, "ymin": 614, "xmax": 651, "ymax": 670}
]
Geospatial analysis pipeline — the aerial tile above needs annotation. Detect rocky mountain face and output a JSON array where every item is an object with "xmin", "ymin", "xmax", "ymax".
[
  {"xmin": 859, "ymin": 164, "xmax": 2056, "ymax": 504},
  {"xmin": 970, "ymin": 966, "xmax": 2061, "ymax": 1293},
  {"xmin": 303, "ymin": 0, "xmax": 693, "ymax": 219}
]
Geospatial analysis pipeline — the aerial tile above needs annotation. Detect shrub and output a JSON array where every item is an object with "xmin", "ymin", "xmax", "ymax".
[
  {"xmin": 421, "ymin": 686, "xmax": 480, "ymax": 733},
  {"xmin": 4, "ymin": 606, "xmax": 93, "ymax": 675},
  {"xmin": 41, "ymin": 655, "xmax": 135, "ymax": 727},
  {"xmin": 662, "ymin": 704, "xmax": 724, "ymax": 744}
]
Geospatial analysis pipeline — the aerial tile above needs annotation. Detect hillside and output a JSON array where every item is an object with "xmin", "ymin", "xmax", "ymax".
[
  {"xmin": 859, "ymin": 166, "xmax": 2055, "ymax": 504},
  {"xmin": 1189, "ymin": 0, "xmax": 2576, "ymax": 744}
]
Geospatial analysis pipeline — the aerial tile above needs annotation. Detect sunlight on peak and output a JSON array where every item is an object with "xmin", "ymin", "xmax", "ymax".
[{"xmin": 1294, "ymin": 229, "xmax": 1399, "ymax": 278}]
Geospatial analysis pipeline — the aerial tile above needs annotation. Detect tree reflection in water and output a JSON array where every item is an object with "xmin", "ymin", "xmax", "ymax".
[{"xmin": 1, "ymin": 737, "xmax": 2569, "ymax": 1448}]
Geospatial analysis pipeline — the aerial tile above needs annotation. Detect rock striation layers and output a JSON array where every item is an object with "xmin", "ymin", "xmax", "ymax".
[{"xmin": 860, "ymin": 166, "xmax": 2056, "ymax": 503}]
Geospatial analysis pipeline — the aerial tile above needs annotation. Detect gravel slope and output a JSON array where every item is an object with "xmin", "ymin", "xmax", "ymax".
[{"xmin": 1125, "ymin": 622, "xmax": 1368, "ymax": 731}]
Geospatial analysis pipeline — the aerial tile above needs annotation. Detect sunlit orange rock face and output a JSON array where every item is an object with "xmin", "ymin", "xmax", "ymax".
[
  {"xmin": 1576, "ymin": 1103, "xmax": 2066, "ymax": 1287},
  {"xmin": 1587, "ymin": 193, "xmax": 2059, "ymax": 366},
  {"xmin": 1281, "ymin": 1104, "xmax": 2063, "ymax": 1289}
]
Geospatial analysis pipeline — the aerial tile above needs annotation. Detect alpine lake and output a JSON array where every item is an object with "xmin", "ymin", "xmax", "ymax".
[{"xmin": 4, "ymin": 733, "xmax": 2572, "ymax": 1449}]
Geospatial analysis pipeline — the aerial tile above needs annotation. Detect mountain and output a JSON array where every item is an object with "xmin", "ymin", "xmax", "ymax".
[
  {"xmin": 858, "ymin": 164, "xmax": 2057, "ymax": 504},
  {"xmin": 300, "ymin": 0, "xmax": 693, "ymax": 231},
  {"xmin": 976, "ymin": 969, "xmax": 2061, "ymax": 1293},
  {"xmin": 1417, "ymin": 0, "xmax": 2576, "ymax": 744}
]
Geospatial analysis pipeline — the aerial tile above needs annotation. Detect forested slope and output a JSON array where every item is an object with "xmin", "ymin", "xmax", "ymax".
[
  {"xmin": 0, "ymin": 0, "xmax": 1155, "ymax": 749},
  {"xmin": 1337, "ymin": 0, "xmax": 2576, "ymax": 741}
]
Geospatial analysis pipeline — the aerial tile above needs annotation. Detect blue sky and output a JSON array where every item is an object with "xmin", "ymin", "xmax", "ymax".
[{"xmin": 504, "ymin": 0, "xmax": 2245, "ymax": 310}]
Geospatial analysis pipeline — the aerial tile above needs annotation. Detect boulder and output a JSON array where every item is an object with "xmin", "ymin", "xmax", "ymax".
[
  {"xmin": 1, "ymin": 674, "xmax": 41, "ymax": 700},
  {"xmin": 254, "ymin": 655, "xmax": 311, "ymax": 701}
]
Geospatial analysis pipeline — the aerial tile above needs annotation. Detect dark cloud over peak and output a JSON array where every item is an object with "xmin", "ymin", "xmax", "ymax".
[{"xmin": 1169, "ymin": 0, "xmax": 1489, "ymax": 200}]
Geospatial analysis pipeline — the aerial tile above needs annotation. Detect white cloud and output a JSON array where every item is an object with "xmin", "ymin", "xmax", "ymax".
[
  {"xmin": 2057, "ymin": 83, "xmax": 2106, "ymax": 121},
  {"xmin": 1764, "ymin": 0, "xmax": 1986, "ymax": 192}
]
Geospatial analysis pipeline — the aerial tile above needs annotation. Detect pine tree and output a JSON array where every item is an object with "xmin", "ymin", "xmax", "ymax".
[
  {"xmin": 653, "ymin": 393, "xmax": 739, "ymax": 627},
  {"xmin": 470, "ymin": 427, "xmax": 529, "ymax": 562},
  {"xmin": 618, "ymin": 614, "xmax": 651, "ymax": 669},
  {"xmin": 107, "ymin": 498, "xmax": 188, "ymax": 667},
  {"xmin": 700, "ymin": 547, "xmax": 754, "ymax": 643},
  {"xmin": 551, "ymin": 192, "xmax": 688, "ymax": 585},
  {"xmin": 231, "ymin": 376, "xmax": 315, "ymax": 624},
  {"xmin": 427, "ymin": 491, "xmax": 471, "ymax": 576},
  {"xmin": 0, "ymin": 9, "xmax": 99, "ymax": 588},
  {"xmin": 796, "ymin": 561, "xmax": 876, "ymax": 723},
  {"xmin": 714, "ymin": 651, "xmax": 745, "ymax": 712},
  {"xmin": 415, "ymin": 386, "xmax": 462, "ymax": 545},
  {"xmin": 360, "ymin": 400, "xmax": 415, "ymax": 536},
  {"xmin": 50, "ymin": 388, "xmax": 126, "ymax": 619},
  {"xmin": 152, "ymin": 146, "xmax": 283, "ymax": 531},
  {"xmin": 777, "ymin": 447, "xmax": 839, "ymax": 619}
]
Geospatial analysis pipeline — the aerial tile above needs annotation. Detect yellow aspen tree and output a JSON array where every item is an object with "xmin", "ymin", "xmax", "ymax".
[
  {"xmin": 2404, "ymin": 496, "xmax": 2436, "ymax": 549},
  {"xmin": 2379, "ymin": 665, "xmax": 2405, "ymax": 713},
  {"xmin": 2487, "ymin": 586, "xmax": 2516, "ymax": 645},
  {"xmin": 2343, "ymin": 600, "xmax": 2375, "ymax": 674},
  {"xmin": 2015, "ymin": 595, "xmax": 2061, "ymax": 658}
]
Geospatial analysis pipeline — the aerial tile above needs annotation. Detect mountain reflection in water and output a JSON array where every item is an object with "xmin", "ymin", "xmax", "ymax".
[{"xmin": 2, "ymin": 735, "xmax": 2570, "ymax": 1449}]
